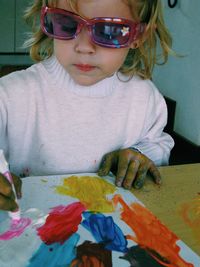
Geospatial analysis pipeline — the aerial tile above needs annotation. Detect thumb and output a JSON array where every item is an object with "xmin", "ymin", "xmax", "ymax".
[
  {"xmin": 12, "ymin": 173, "xmax": 22, "ymax": 199},
  {"xmin": 98, "ymin": 153, "xmax": 113, "ymax": 176}
]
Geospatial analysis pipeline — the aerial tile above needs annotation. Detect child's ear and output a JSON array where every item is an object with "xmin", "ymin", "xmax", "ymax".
[
  {"xmin": 130, "ymin": 41, "xmax": 140, "ymax": 49},
  {"xmin": 130, "ymin": 24, "xmax": 156, "ymax": 49},
  {"xmin": 130, "ymin": 37, "xmax": 148, "ymax": 49},
  {"xmin": 130, "ymin": 32, "xmax": 148, "ymax": 49}
]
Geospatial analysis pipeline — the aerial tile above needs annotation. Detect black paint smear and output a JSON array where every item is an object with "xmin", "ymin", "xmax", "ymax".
[{"xmin": 120, "ymin": 245, "xmax": 170, "ymax": 267}]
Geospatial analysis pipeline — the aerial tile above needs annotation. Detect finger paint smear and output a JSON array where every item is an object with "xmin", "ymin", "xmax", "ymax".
[
  {"xmin": 37, "ymin": 202, "xmax": 86, "ymax": 244},
  {"xmin": 0, "ymin": 218, "xmax": 31, "ymax": 241},
  {"xmin": 55, "ymin": 175, "xmax": 116, "ymax": 213},
  {"xmin": 70, "ymin": 241, "xmax": 112, "ymax": 267},
  {"xmin": 27, "ymin": 233, "xmax": 80, "ymax": 267},
  {"xmin": 180, "ymin": 196, "xmax": 200, "ymax": 244},
  {"xmin": 82, "ymin": 212, "xmax": 128, "ymax": 252},
  {"xmin": 113, "ymin": 194, "xmax": 194, "ymax": 267}
]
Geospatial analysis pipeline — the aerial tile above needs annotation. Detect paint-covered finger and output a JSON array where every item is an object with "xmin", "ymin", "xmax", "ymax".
[
  {"xmin": 149, "ymin": 163, "xmax": 162, "ymax": 185},
  {"xmin": 0, "ymin": 193, "xmax": 18, "ymax": 212},
  {"xmin": 0, "ymin": 174, "xmax": 15, "ymax": 199},
  {"xmin": 133, "ymin": 168, "xmax": 148, "ymax": 189},
  {"xmin": 115, "ymin": 156, "xmax": 129, "ymax": 187},
  {"xmin": 12, "ymin": 173, "xmax": 22, "ymax": 199},
  {"xmin": 98, "ymin": 153, "xmax": 113, "ymax": 176},
  {"xmin": 123, "ymin": 160, "xmax": 140, "ymax": 189}
]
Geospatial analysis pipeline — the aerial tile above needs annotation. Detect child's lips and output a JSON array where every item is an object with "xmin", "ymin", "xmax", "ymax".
[{"xmin": 74, "ymin": 64, "xmax": 96, "ymax": 72}]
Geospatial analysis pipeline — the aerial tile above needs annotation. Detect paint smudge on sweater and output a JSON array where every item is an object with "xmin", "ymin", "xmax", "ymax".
[
  {"xmin": 113, "ymin": 194, "xmax": 194, "ymax": 267},
  {"xmin": 37, "ymin": 202, "xmax": 85, "ymax": 245},
  {"xmin": 0, "ymin": 218, "xmax": 31, "ymax": 241},
  {"xmin": 55, "ymin": 175, "xmax": 116, "ymax": 212}
]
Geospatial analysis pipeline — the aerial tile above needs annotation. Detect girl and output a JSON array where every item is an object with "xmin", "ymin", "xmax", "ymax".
[{"xmin": 0, "ymin": 0, "xmax": 174, "ymax": 212}]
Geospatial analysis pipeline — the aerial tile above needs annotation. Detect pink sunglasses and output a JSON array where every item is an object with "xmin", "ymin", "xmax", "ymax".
[{"xmin": 41, "ymin": 6, "xmax": 146, "ymax": 48}]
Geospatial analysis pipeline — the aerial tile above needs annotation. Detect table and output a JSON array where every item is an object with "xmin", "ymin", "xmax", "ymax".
[
  {"xmin": 133, "ymin": 163, "xmax": 200, "ymax": 255},
  {"xmin": 0, "ymin": 167, "xmax": 199, "ymax": 267}
]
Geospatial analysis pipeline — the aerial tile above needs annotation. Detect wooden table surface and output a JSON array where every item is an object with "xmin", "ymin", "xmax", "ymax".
[{"xmin": 133, "ymin": 163, "xmax": 200, "ymax": 256}]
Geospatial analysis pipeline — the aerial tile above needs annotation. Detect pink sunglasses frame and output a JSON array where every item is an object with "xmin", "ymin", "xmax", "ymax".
[{"xmin": 41, "ymin": 6, "xmax": 146, "ymax": 48}]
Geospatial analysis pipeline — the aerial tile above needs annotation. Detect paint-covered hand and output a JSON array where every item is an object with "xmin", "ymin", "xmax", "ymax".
[
  {"xmin": 98, "ymin": 148, "xmax": 161, "ymax": 189},
  {"xmin": 0, "ymin": 173, "xmax": 22, "ymax": 211}
]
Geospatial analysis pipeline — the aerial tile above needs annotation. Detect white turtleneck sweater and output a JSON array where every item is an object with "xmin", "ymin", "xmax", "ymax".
[{"xmin": 0, "ymin": 56, "xmax": 174, "ymax": 177}]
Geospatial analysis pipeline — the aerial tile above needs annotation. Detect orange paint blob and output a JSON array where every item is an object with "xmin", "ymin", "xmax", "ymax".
[
  {"xmin": 113, "ymin": 195, "xmax": 194, "ymax": 267},
  {"xmin": 55, "ymin": 176, "xmax": 116, "ymax": 213},
  {"xmin": 180, "ymin": 197, "xmax": 200, "ymax": 244}
]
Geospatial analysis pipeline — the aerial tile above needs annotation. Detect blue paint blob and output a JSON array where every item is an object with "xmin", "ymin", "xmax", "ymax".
[
  {"xmin": 82, "ymin": 212, "xmax": 128, "ymax": 252},
  {"xmin": 27, "ymin": 233, "xmax": 80, "ymax": 267}
]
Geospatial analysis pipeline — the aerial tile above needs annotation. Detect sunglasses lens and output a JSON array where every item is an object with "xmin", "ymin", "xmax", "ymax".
[
  {"xmin": 92, "ymin": 23, "xmax": 130, "ymax": 47},
  {"xmin": 42, "ymin": 8, "xmax": 144, "ymax": 48},
  {"xmin": 44, "ymin": 12, "xmax": 78, "ymax": 39}
]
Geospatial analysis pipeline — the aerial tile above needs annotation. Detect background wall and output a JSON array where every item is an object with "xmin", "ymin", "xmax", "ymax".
[
  {"xmin": 0, "ymin": 0, "xmax": 32, "ymax": 65},
  {"xmin": 153, "ymin": 0, "xmax": 200, "ymax": 145}
]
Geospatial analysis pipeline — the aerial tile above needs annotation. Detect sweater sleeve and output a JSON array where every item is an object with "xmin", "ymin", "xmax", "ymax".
[
  {"xmin": 132, "ymin": 82, "xmax": 174, "ymax": 166},
  {"xmin": 0, "ymin": 84, "xmax": 8, "ymax": 153}
]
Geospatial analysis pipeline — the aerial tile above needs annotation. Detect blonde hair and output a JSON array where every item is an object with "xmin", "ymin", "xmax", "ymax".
[{"xmin": 24, "ymin": 0, "xmax": 173, "ymax": 79}]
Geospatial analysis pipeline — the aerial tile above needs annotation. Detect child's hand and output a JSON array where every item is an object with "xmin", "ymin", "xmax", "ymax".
[
  {"xmin": 98, "ymin": 148, "xmax": 161, "ymax": 189},
  {"xmin": 0, "ymin": 173, "xmax": 22, "ymax": 211}
]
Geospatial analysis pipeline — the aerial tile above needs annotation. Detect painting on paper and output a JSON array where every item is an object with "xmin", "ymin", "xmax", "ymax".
[{"xmin": 0, "ymin": 173, "xmax": 199, "ymax": 267}]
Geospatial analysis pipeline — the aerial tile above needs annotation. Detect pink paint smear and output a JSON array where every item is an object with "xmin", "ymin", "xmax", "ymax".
[{"xmin": 0, "ymin": 218, "xmax": 31, "ymax": 240}]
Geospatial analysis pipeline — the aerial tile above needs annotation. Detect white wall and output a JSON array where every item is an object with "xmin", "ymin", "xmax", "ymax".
[{"xmin": 153, "ymin": 0, "xmax": 200, "ymax": 145}]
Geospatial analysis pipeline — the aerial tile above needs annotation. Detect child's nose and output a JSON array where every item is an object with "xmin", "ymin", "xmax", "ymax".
[{"xmin": 74, "ymin": 27, "xmax": 96, "ymax": 54}]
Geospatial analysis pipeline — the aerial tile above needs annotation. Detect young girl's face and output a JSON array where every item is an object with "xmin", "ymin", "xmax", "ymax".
[{"xmin": 54, "ymin": 0, "xmax": 137, "ymax": 86}]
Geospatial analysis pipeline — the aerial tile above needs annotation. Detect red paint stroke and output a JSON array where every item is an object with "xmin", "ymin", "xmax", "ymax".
[
  {"xmin": 37, "ymin": 202, "xmax": 86, "ymax": 245},
  {"xmin": 0, "ymin": 218, "xmax": 31, "ymax": 240},
  {"xmin": 113, "ymin": 195, "xmax": 194, "ymax": 267}
]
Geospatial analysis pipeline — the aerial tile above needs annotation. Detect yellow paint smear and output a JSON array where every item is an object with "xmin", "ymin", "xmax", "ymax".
[{"xmin": 55, "ymin": 175, "xmax": 116, "ymax": 213}]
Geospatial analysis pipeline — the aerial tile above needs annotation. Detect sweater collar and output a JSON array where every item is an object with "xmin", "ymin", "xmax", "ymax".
[{"xmin": 42, "ymin": 55, "xmax": 117, "ymax": 98}]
